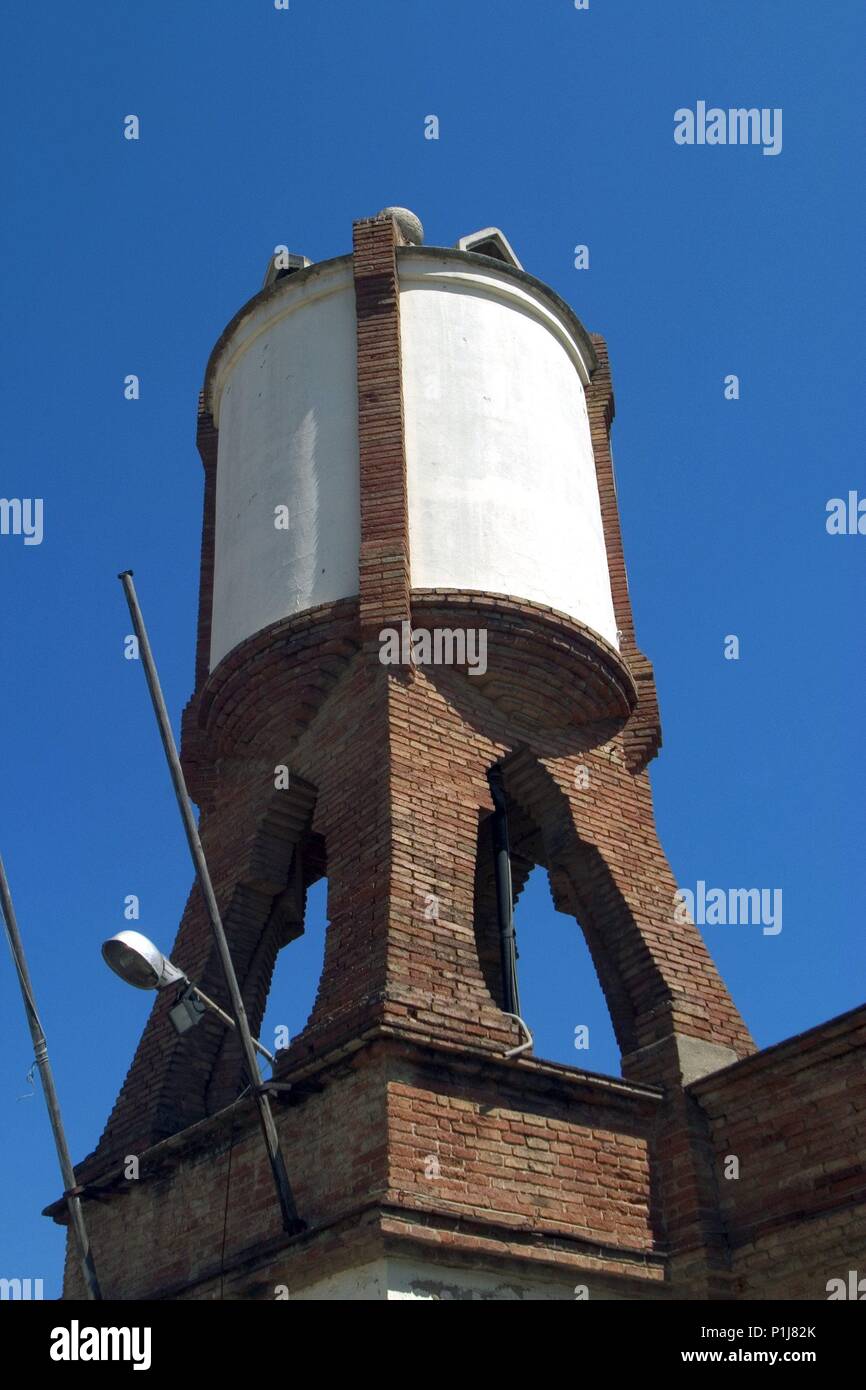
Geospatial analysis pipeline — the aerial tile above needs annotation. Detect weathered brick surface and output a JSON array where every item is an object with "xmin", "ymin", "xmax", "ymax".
[
  {"xmin": 383, "ymin": 1056, "xmax": 656, "ymax": 1252},
  {"xmin": 60, "ymin": 1036, "xmax": 665, "ymax": 1300},
  {"xmin": 57, "ymin": 1015, "xmax": 866, "ymax": 1300},
  {"xmin": 353, "ymin": 214, "xmax": 411, "ymax": 639},
  {"xmin": 689, "ymin": 1006, "xmax": 866, "ymax": 1298}
]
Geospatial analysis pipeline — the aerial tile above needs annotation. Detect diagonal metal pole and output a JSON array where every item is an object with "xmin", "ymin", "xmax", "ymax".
[
  {"xmin": 0, "ymin": 854, "xmax": 103, "ymax": 1299},
  {"xmin": 118, "ymin": 570, "xmax": 304, "ymax": 1235}
]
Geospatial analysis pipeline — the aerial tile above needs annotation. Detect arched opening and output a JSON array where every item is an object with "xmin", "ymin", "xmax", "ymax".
[
  {"xmin": 199, "ymin": 785, "xmax": 324, "ymax": 1113},
  {"xmin": 260, "ymin": 876, "xmax": 329, "ymax": 1060},
  {"xmin": 512, "ymin": 865, "xmax": 620, "ymax": 1075},
  {"xmin": 473, "ymin": 758, "xmax": 624, "ymax": 1076}
]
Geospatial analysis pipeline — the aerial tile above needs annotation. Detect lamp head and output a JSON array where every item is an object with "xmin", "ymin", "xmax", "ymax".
[{"xmin": 101, "ymin": 931, "xmax": 186, "ymax": 991}]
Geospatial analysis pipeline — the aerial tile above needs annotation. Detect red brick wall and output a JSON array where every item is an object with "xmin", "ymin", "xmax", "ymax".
[
  {"xmin": 61, "ymin": 1035, "xmax": 665, "ymax": 1300},
  {"xmin": 62, "ymin": 1042, "xmax": 390, "ymax": 1300},
  {"xmin": 690, "ymin": 1005, "xmax": 866, "ymax": 1298},
  {"xmin": 385, "ymin": 1053, "xmax": 658, "ymax": 1266}
]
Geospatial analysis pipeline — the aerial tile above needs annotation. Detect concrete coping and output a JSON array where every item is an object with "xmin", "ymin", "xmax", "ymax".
[{"xmin": 201, "ymin": 242, "xmax": 600, "ymax": 419}]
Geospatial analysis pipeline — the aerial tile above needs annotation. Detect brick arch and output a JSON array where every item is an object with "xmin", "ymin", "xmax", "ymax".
[
  {"xmin": 160, "ymin": 776, "xmax": 320, "ymax": 1122},
  {"xmin": 495, "ymin": 750, "xmax": 754, "ymax": 1070},
  {"xmin": 83, "ymin": 776, "xmax": 319, "ymax": 1170},
  {"xmin": 471, "ymin": 755, "xmax": 640, "ymax": 1056},
  {"xmin": 204, "ymin": 814, "xmax": 326, "ymax": 1114}
]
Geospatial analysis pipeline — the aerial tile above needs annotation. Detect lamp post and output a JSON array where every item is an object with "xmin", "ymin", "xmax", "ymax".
[
  {"xmin": 117, "ymin": 570, "xmax": 302, "ymax": 1234},
  {"xmin": 0, "ymin": 854, "xmax": 102, "ymax": 1300}
]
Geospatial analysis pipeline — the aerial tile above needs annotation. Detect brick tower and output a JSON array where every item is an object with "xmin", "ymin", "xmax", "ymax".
[{"xmin": 55, "ymin": 210, "xmax": 865, "ymax": 1301}]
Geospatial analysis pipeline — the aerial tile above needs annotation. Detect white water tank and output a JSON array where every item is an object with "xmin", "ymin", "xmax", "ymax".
[
  {"xmin": 205, "ymin": 235, "xmax": 617, "ymax": 671},
  {"xmin": 206, "ymin": 258, "xmax": 360, "ymax": 670},
  {"xmin": 398, "ymin": 250, "xmax": 616, "ymax": 648}
]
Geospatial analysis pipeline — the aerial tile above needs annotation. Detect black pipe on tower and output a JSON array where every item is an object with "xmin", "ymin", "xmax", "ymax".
[{"xmin": 487, "ymin": 766, "xmax": 521, "ymax": 1018}]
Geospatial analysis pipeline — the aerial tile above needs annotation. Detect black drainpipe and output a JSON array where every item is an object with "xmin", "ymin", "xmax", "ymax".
[{"xmin": 487, "ymin": 766, "xmax": 521, "ymax": 1017}]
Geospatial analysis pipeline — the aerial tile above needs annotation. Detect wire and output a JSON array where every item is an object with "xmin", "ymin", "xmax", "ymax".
[{"xmin": 218, "ymin": 1084, "xmax": 251, "ymax": 1299}]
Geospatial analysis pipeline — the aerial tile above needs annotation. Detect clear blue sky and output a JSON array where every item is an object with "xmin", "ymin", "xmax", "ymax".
[{"xmin": 1, "ymin": 1, "xmax": 863, "ymax": 1297}]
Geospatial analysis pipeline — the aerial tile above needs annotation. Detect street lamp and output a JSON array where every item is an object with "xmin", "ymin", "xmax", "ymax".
[{"xmin": 102, "ymin": 930, "xmax": 276, "ymax": 1063}]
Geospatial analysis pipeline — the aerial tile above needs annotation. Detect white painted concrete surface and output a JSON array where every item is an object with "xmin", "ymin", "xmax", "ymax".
[
  {"xmin": 288, "ymin": 1255, "xmax": 629, "ymax": 1300},
  {"xmin": 207, "ymin": 262, "xmax": 360, "ymax": 669},
  {"xmin": 399, "ymin": 253, "xmax": 618, "ymax": 647}
]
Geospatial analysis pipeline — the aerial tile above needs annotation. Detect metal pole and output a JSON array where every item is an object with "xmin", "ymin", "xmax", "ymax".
[
  {"xmin": 487, "ymin": 766, "xmax": 521, "ymax": 1018},
  {"xmin": 189, "ymin": 986, "xmax": 276, "ymax": 1065},
  {"xmin": 118, "ymin": 570, "xmax": 303, "ymax": 1234},
  {"xmin": 0, "ymin": 854, "xmax": 103, "ymax": 1300}
]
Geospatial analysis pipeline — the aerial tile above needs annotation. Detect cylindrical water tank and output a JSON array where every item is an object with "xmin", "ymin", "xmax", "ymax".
[
  {"xmin": 398, "ymin": 250, "xmax": 616, "ymax": 648},
  {"xmin": 205, "ymin": 242, "xmax": 617, "ymax": 672},
  {"xmin": 206, "ymin": 258, "xmax": 360, "ymax": 671}
]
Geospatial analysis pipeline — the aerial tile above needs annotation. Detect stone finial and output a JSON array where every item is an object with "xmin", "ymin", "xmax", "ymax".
[{"xmin": 376, "ymin": 206, "xmax": 424, "ymax": 245}]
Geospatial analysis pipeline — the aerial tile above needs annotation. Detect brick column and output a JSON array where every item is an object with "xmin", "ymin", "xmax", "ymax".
[{"xmin": 352, "ymin": 215, "xmax": 411, "ymax": 642}]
